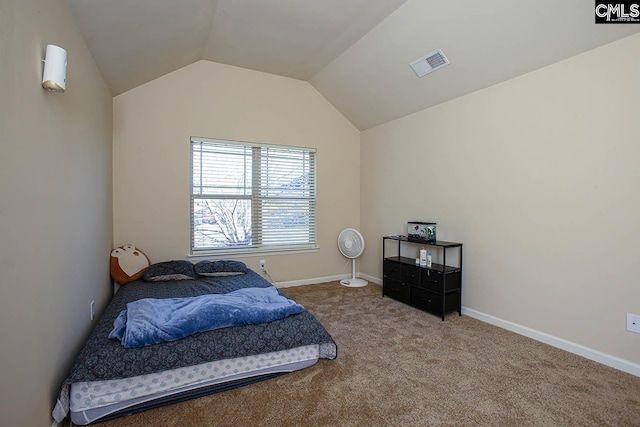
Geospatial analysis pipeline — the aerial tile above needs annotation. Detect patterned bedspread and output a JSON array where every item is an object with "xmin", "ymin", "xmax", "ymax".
[{"xmin": 53, "ymin": 271, "xmax": 336, "ymax": 422}]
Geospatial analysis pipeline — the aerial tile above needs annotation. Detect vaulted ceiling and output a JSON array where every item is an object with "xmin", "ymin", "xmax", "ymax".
[{"xmin": 65, "ymin": 0, "xmax": 640, "ymax": 130}]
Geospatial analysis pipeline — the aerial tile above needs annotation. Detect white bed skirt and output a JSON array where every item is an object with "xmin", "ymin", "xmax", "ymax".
[{"xmin": 70, "ymin": 344, "xmax": 320, "ymax": 425}]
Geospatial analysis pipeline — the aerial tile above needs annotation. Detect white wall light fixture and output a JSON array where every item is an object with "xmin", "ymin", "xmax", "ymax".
[{"xmin": 42, "ymin": 44, "xmax": 67, "ymax": 92}]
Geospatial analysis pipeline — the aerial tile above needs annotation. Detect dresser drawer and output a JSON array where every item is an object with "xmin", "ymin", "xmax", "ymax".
[
  {"xmin": 383, "ymin": 278, "xmax": 410, "ymax": 304},
  {"xmin": 401, "ymin": 264, "xmax": 421, "ymax": 286},
  {"xmin": 383, "ymin": 260, "xmax": 402, "ymax": 280},
  {"xmin": 420, "ymin": 270, "xmax": 461, "ymax": 293},
  {"xmin": 420, "ymin": 270, "xmax": 443, "ymax": 292},
  {"xmin": 411, "ymin": 288, "xmax": 459, "ymax": 316}
]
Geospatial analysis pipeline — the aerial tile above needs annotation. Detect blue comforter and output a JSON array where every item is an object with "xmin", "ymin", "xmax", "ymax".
[{"xmin": 109, "ymin": 286, "xmax": 305, "ymax": 348}]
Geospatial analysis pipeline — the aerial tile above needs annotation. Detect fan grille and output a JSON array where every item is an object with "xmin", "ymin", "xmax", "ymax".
[{"xmin": 338, "ymin": 228, "xmax": 365, "ymax": 258}]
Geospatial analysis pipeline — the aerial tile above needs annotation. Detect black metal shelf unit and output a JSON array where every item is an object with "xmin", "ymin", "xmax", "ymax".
[{"xmin": 382, "ymin": 235, "xmax": 463, "ymax": 321}]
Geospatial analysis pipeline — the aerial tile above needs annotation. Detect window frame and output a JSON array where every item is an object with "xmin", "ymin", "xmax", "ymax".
[{"xmin": 189, "ymin": 136, "xmax": 318, "ymax": 258}]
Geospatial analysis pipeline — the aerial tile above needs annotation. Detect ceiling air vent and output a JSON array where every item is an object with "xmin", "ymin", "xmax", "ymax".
[{"xmin": 409, "ymin": 49, "xmax": 449, "ymax": 78}]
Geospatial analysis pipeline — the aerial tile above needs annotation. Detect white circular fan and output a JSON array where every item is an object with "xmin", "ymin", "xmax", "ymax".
[{"xmin": 338, "ymin": 228, "xmax": 368, "ymax": 287}]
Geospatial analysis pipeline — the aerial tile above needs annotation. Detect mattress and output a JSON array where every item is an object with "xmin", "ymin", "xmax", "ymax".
[
  {"xmin": 71, "ymin": 344, "xmax": 319, "ymax": 425},
  {"xmin": 54, "ymin": 271, "xmax": 337, "ymax": 425}
]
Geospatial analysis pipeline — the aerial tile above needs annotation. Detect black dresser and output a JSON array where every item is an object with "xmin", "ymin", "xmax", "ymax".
[{"xmin": 382, "ymin": 236, "xmax": 463, "ymax": 321}]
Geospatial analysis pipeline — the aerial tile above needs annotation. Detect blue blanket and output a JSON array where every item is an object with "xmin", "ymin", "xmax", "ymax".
[{"xmin": 109, "ymin": 287, "xmax": 305, "ymax": 348}]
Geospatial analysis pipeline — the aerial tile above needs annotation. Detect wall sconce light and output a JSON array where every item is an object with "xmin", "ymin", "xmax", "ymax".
[{"xmin": 42, "ymin": 44, "xmax": 67, "ymax": 93}]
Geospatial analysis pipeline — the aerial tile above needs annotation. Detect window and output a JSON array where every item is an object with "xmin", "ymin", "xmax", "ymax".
[{"xmin": 191, "ymin": 137, "xmax": 317, "ymax": 255}]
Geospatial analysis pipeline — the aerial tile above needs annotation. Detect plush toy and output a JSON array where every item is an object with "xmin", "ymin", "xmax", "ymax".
[{"xmin": 110, "ymin": 244, "xmax": 150, "ymax": 285}]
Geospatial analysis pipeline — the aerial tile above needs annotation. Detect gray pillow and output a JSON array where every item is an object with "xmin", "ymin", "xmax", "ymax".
[
  {"xmin": 195, "ymin": 260, "xmax": 248, "ymax": 277},
  {"xmin": 143, "ymin": 260, "xmax": 197, "ymax": 281}
]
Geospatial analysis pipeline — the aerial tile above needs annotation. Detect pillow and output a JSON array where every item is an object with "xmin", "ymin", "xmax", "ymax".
[
  {"xmin": 110, "ymin": 244, "xmax": 150, "ymax": 285},
  {"xmin": 143, "ymin": 260, "xmax": 197, "ymax": 281},
  {"xmin": 195, "ymin": 260, "xmax": 248, "ymax": 277}
]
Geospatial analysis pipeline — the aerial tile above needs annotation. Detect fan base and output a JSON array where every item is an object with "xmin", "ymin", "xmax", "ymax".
[{"xmin": 340, "ymin": 278, "xmax": 368, "ymax": 287}]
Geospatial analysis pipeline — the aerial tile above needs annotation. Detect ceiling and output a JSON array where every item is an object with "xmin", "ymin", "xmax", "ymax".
[{"xmin": 65, "ymin": 0, "xmax": 640, "ymax": 130}]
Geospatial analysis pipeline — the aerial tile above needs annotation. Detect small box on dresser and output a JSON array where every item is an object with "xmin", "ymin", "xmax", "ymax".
[{"xmin": 407, "ymin": 221, "xmax": 436, "ymax": 242}]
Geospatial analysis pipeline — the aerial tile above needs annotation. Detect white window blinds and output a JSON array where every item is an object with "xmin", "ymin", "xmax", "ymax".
[{"xmin": 191, "ymin": 137, "xmax": 317, "ymax": 254}]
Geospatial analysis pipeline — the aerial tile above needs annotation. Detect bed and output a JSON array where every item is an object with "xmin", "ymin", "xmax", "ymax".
[{"xmin": 53, "ymin": 266, "xmax": 337, "ymax": 425}]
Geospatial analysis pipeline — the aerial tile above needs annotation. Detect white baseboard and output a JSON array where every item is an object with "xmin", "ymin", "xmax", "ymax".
[
  {"xmin": 462, "ymin": 307, "xmax": 640, "ymax": 377},
  {"xmin": 274, "ymin": 273, "xmax": 351, "ymax": 288},
  {"xmin": 358, "ymin": 272, "xmax": 382, "ymax": 285},
  {"xmin": 274, "ymin": 272, "xmax": 382, "ymax": 288}
]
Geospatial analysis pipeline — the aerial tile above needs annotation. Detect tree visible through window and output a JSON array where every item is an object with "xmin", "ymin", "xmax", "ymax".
[{"xmin": 191, "ymin": 137, "xmax": 317, "ymax": 253}]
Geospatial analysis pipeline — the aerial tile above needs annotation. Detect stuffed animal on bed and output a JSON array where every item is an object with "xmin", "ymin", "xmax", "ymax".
[{"xmin": 110, "ymin": 244, "xmax": 150, "ymax": 285}]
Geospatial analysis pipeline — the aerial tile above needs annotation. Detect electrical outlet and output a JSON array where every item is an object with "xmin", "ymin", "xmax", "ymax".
[
  {"xmin": 260, "ymin": 260, "xmax": 266, "ymax": 270},
  {"xmin": 90, "ymin": 300, "xmax": 95, "ymax": 321},
  {"xmin": 627, "ymin": 313, "xmax": 640, "ymax": 333}
]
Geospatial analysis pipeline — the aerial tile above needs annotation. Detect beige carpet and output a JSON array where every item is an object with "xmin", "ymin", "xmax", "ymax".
[{"xmin": 90, "ymin": 282, "xmax": 639, "ymax": 426}]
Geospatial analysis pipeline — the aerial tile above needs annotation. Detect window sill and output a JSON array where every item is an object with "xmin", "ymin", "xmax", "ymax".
[{"xmin": 188, "ymin": 246, "xmax": 319, "ymax": 261}]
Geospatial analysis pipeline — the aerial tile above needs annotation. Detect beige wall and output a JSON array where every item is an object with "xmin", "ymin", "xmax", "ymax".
[
  {"xmin": 0, "ymin": 1, "xmax": 113, "ymax": 425},
  {"xmin": 361, "ymin": 34, "xmax": 640, "ymax": 366},
  {"xmin": 113, "ymin": 60, "xmax": 360, "ymax": 281}
]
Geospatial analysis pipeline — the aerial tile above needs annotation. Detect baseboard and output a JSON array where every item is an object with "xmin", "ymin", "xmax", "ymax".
[
  {"xmin": 274, "ymin": 274, "xmax": 351, "ymax": 288},
  {"xmin": 274, "ymin": 272, "xmax": 382, "ymax": 288},
  {"xmin": 358, "ymin": 272, "xmax": 382, "ymax": 285},
  {"xmin": 462, "ymin": 307, "xmax": 640, "ymax": 377}
]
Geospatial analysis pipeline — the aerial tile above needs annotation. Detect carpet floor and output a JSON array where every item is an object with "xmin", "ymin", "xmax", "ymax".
[{"xmin": 90, "ymin": 282, "xmax": 640, "ymax": 426}]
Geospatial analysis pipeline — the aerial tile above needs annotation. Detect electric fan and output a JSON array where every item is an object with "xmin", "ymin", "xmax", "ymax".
[{"xmin": 337, "ymin": 228, "xmax": 368, "ymax": 287}]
